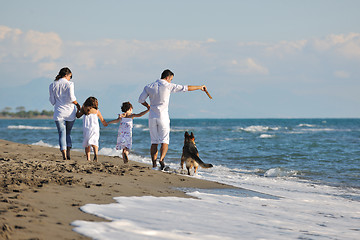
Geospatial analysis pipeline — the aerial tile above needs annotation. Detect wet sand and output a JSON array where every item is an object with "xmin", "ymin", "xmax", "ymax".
[{"xmin": 0, "ymin": 139, "xmax": 231, "ymax": 239}]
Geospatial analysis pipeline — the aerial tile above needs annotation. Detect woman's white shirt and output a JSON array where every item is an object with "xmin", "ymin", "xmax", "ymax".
[{"xmin": 49, "ymin": 78, "xmax": 77, "ymax": 121}]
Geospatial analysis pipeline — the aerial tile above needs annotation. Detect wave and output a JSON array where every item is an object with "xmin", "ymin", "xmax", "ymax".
[
  {"xmin": 170, "ymin": 128, "xmax": 191, "ymax": 133},
  {"xmin": 8, "ymin": 125, "xmax": 56, "ymax": 130},
  {"xmin": 98, "ymin": 147, "xmax": 150, "ymax": 164},
  {"xmin": 133, "ymin": 124, "xmax": 146, "ymax": 129},
  {"xmin": 259, "ymin": 134, "xmax": 275, "ymax": 139},
  {"xmin": 221, "ymin": 137, "xmax": 244, "ymax": 142},
  {"xmin": 264, "ymin": 167, "xmax": 300, "ymax": 177},
  {"xmin": 32, "ymin": 140, "xmax": 58, "ymax": 148},
  {"xmin": 234, "ymin": 125, "xmax": 280, "ymax": 133},
  {"xmin": 298, "ymin": 123, "xmax": 316, "ymax": 127}
]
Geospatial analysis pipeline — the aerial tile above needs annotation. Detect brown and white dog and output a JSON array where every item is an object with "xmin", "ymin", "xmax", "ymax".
[{"xmin": 181, "ymin": 131, "xmax": 213, "ymax": 175}]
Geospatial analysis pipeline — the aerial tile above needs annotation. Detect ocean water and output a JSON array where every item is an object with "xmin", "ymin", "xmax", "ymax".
[{"xmin": 1, "ymin": 118, "xmax": 359, "ymax": 239}]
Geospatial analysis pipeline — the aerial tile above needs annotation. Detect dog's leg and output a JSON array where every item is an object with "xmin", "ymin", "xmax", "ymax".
[
  {"xmin": 186, "ymin": 167, "xmax": 191, "ymax": 175},
  {"xmin": 194, "ymin": 165, "xmax": 198, "ymax": 174}
]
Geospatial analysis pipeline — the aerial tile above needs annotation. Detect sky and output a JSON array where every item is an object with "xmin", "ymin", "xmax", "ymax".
[{"xmin": 0, "ymin": 0, "xmax": 359, "ymax": 118}]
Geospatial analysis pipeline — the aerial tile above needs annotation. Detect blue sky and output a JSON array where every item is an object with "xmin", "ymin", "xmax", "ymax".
[{"xmin": 1, "ymin": 0, "xmax": 359, "ymax": 118}]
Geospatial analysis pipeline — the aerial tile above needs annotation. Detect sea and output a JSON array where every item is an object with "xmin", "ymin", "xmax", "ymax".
[{"xmin": 1, "ymin": 118, "xmax": 359, "ymax": 239}]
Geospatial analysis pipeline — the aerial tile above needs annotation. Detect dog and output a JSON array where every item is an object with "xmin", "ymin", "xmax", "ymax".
[{"xmin": 181, "ymin": 131, "xmax": 213, "ymax": 175}]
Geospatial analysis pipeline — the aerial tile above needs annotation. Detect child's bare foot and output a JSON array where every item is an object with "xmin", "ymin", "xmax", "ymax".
[
  {"xmin": 94, "ymin": 155, "xmax": 98, "ymax": 162},
  {"xmin": 123, "ymin": 152, "xmax": 129, "ymax": 163}
]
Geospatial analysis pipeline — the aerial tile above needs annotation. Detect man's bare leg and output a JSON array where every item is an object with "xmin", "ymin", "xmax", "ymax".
[
  {"xmin": 151, "ymin": 144, "xmax": 158, "ymax": 168},
  {"xmin": 159, "ymin": 143, "xmax": 168, "ymax": 170}
]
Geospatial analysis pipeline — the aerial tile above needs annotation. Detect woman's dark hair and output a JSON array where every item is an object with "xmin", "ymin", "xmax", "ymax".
[
  {"xmin": 121, "ymin": 102, "xmax": 133, "ymax": 113},
  {"xmin": 83, "ymin": 97, "xmax": 98, "ymax": 110},
  {"xmin": 161, "ymin": 69, "xmax": 174, "ymax": 79},
  {"xmin": 55, "ymin": 67, "xmax": 72, "ymax": 81}
]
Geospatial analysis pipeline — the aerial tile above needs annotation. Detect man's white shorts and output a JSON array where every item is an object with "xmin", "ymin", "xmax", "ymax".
[{"xmin": 149, "ymin": 117, "xmax": 170, "ymax": 144}]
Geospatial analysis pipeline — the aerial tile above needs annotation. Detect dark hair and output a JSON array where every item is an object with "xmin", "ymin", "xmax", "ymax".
[
  {"xmin": 121, "ymin": 102, "xmax": 133, "ymax": 113},
  {"xmin": 83, "ymin": 97, "xmax": 98, "ymax": 110},
  {"xmin": 55, "ymin": 67, "xmax": 72, "ymax": 81},
  {"xmin": 161, "ymin": 69, "xmax": 174, "ymax": 79}
]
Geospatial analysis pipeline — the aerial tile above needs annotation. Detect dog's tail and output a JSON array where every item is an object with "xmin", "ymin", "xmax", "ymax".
[{"xmin": 193, "ymin": 155, "xmax": 213, "ymax": 168}]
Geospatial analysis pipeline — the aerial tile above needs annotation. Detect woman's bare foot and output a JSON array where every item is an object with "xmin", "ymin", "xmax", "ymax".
[
  {"xmin": 66, "ymin": 147, "xmax": 71, "ymax": 160},
  {"xmin": 61, "ymin": 150, "xmax": 67, "ymax": 160}
]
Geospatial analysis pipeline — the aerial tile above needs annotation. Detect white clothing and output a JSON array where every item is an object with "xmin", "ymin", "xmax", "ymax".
[
  {"xmin": 49, "ymin": 78, "xmax": 77, "ymax": 121},
  {"xmin": 82, "ymin": 112, "xmax": 100, "ymax": 148},
  {"xmin": 138, "ymin": 79, "xmax": 188, "ymax": 119},
  {"xmin": 116, "ymin": 118, "xmax": 133, "ymax": 150},
  {"xmin": 148, "ymin": 117, "xmax": 170, "ymax": 144}
]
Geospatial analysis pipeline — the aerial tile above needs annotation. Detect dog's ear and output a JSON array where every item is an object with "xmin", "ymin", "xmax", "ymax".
[
  {"xmin": 185, "ymin": 131, "xmax": 189, "ymax": 137},
  {"xmin": 190, "ymin": 132, "xmax": 194, "ymax": 138}
]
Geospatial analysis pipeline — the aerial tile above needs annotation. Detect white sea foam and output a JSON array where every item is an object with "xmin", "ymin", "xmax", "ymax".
[
  {"xmin": 32, "ymin": 140, "xmax": 58, "ymax": 148},
  {"xmin": 72, "ymin": 175, "xmax": 360, "ymax": 240},
  {"xmin": 98, "ymin": 147, "xmax": 151, "ymax": 164},
  {"xmin": 8, "ymin": 125, "xmax": 56, "ymax": 130},
  {"xmin": 235, "ymin": 125, "xmax": 280, "ymax": 133},
  {"xmin": 259, "ymin": 134, "xmax": 274, "ymax": 138},
  {"xmin": 221, "ymin": 137, "xmax": 244, "ymax": 142},
  {"xmin": 298, "ymin": 123, "xmax": 316, "ymax": 127},
  {"xmin": 170, "ymin": 128, "xmax": 192, "ymax": 133},
  {"xmin": 71, "ymin": 134, "xmax": 360, "ymax": 240},
  {"xmin": 264, "ymin": 167, "xmax": 299, "ymax": 177},
  {"xmin": 98, "ymin": 147, "xmax": 122, "ymax": 157},
  {"xmin": 133, "ymin": 124, "xmax": 146, "ymax": 129}
]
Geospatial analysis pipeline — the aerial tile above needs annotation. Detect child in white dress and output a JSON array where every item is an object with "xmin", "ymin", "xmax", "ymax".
[
  {"xmin": 77, "ymin": 97, "xmax": 108, "ymax": 162},
  {"xmin": 108, "ymin": 102, "xmax": 149, "ymax": 163}
]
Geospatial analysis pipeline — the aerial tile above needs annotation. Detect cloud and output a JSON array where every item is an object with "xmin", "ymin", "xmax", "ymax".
[
  {"xmin": 334, "ymin": 70, "xmax": 350, "ymax": 79},
  {"xmin": 0, "ymin": 25, "xmax": 22, "ymax": 40},
  {"xmin": 37, "ymin": 62, "xmax": 58, "ymax": 74},
  {"xmin": 310, "ymin": 33, "xmax": 360, "ymax": 58},
  {"xmin": 265, "ymin": 40, "xmax": 308, "ymax": 57},
  {"xmin": 0, "ymin": 25, "xmax": 62, "ymax": 63},
  {"xmin": 230, "ymin": 58, "xmax": 269, "ymax": 75},
  {"xmin": 23, "ymin": 30, "xmax": 62, "ymax": 62},
  {"xmin": 1, "ymin": 25, "xmax": 359, "ymax": 92},
  {"xmin": 1, "ymin": 25, "xmax": 359, "ymax": 117}
]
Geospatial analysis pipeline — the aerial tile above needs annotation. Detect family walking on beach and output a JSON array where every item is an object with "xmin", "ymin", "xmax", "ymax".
[{"xmin": 49, "ymin": 67, "xmax": 207, "ymax": 169}]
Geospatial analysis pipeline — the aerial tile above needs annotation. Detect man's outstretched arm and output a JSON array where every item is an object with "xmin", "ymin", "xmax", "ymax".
[{"xmin": 188, "ymin": 85, "xmax": 206, "ymax": 92}]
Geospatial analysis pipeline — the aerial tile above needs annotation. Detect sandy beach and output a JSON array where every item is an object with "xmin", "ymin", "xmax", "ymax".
[{"xmin": 0, "ymin": 139, "xmax": 232, "ymax": 240}]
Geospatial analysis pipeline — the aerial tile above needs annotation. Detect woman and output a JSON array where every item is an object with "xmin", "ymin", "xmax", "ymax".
[{"xmin": 49, "ymin": 67, "xmax": 81, "ymax": 160}]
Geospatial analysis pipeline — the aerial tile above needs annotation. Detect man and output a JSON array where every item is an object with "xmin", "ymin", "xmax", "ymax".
[{"xmin": 138, "ymin": 69, "xmax": 207, "ymax": 170}]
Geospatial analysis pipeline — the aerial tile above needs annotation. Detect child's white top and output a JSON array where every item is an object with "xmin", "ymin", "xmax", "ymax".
[
  {"xmin": 49, "ymin": 78, "xmax": 77, "ymax": 121},
  {"xmin": 82, "ymin": 112, "xmax": 100, "ymax": 147}
]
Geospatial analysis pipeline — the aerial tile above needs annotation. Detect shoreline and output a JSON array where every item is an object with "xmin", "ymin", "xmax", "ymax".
[{"xmin": 0, "ymin": 139, "xmax": 233, "ymax": 239}]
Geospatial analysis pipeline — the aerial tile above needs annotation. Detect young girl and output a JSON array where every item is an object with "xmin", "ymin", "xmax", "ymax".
[
  {"xmin": 108, "ymin": 102, "xmax": 149, "ymax": 163},
  {"xmin": 76, "ymin": 97, "xmax": 108, "ymax": 162}
]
